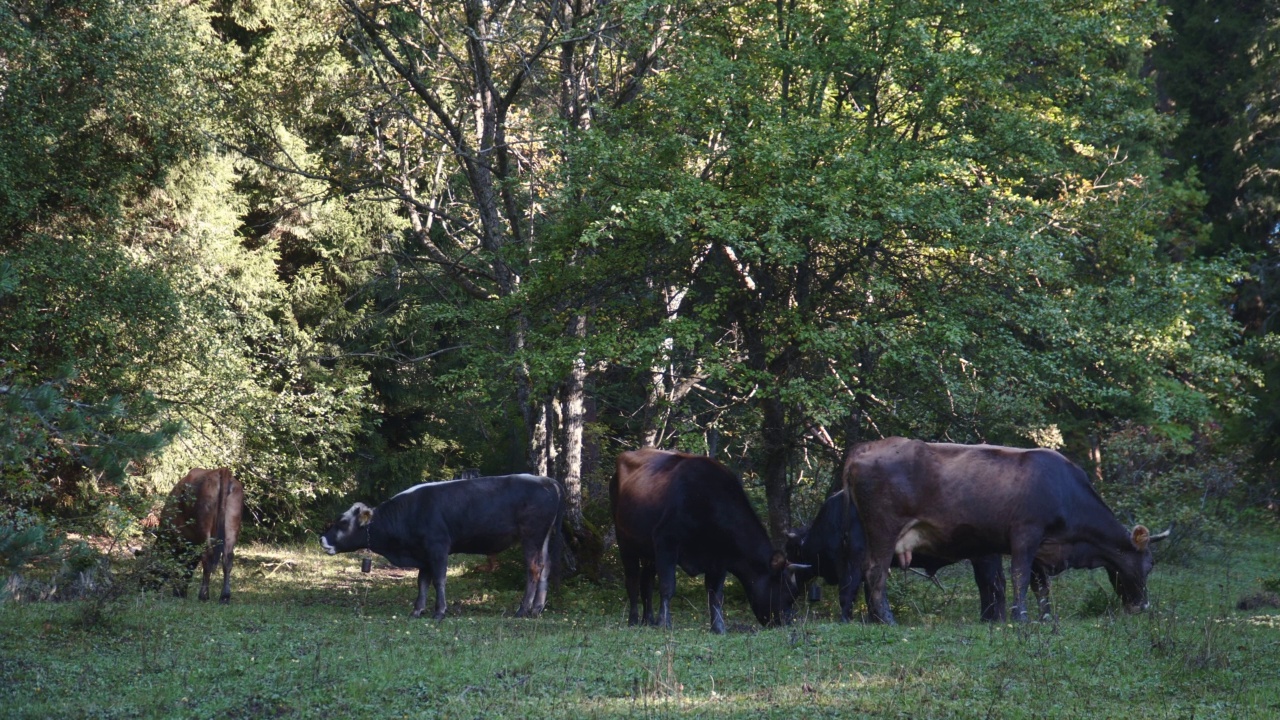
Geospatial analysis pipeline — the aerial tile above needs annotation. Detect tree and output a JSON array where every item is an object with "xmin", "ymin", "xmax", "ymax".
[
  {"xmin": 1155, "ymin": 0, "xmax": 1280, "ymax": 479},
  {"xmin": 228, "ymin": 0, "xmax": 688, "ymax": 541},
  {"xmin": 564, "ymin": 0, "xmax": 1253, "ymax": 535}
]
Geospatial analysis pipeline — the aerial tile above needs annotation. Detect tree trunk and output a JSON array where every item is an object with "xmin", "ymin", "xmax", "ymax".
[
  {"xmin": 560, "ymin": 314, "xmax": 588, "ymax": 534},
  {"xmin": 760, "ymin": 396, "xmax": 793, "ymax": 540}
]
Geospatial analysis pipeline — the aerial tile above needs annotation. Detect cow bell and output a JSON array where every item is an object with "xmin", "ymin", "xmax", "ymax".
[{"xmin": 361, "ymin": 556, "xmax": 372, "ymax": 574}]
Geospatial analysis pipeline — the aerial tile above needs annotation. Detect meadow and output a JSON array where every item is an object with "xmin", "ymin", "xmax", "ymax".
[{"xmin": 2, "ymin": 523, "xmax": 1279, "ymax": 719}]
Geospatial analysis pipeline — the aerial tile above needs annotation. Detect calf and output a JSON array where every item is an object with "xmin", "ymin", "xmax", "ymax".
[
  {"xmin": 610, "ymin": 449, "xmax": 805, "ymax": 634},
  {"xmin": 152, "ymin": 467, "xmax": 244, "ymax": 603},
  {"xmin": 319, "ymin": 474, "xmax": 561, "ymax": 619}
]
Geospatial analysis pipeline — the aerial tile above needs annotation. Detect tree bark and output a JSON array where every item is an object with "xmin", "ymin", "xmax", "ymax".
[
  {"xmin": 759, "ymin": 395, "xmax": 793, "ymax": 540},
  {"xmin": 561, "ymin": 314, "xmax": 588, "ymax": 533}
]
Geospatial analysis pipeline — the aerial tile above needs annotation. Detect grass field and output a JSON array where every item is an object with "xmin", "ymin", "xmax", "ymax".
[{"xmin": 2, "ymin": 522, "xmax": 1279, "ymax": 719}]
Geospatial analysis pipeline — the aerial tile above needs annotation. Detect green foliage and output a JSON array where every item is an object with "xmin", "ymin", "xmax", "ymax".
[
  {"xmin": 1098, "ymin": 423, "xmax": 1243, "ymax": 563},
  {"xmin": 546, "ymin": 0, "xmax": 1254, "ymax": 534},
  {"xmin": 0, "ymin": 0, "xmax": 217, "ymax": 237},
  {"xmin": 1155, "ymin": 2, "xmax": 1280, "ymax": 491},
  {"xmin": 0, "ymin": 511, "xmax": 62, "ymax": 574}
]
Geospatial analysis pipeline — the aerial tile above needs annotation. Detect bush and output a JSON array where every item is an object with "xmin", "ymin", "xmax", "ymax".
[
  {"xmin": 0, "ymin": 510, "xmax": 120, "ymax": 603},
  {"xmin": 1098, "ymin": 423, "xmax": 1243, "ymax": 563}
]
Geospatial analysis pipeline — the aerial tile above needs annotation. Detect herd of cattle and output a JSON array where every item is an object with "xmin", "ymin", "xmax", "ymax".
[{"xmin": 152, "ymin": 438, "xmax": 1168, "ymax": 631}]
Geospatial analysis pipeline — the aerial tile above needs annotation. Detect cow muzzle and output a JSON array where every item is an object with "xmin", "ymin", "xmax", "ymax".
[
  {"xmin": 320, "ymin": 536, "xmax": 337, "ymax": 555},
  {"xmin": 1124, "ymin": 599, "xmax": 1150, "ymax": 614}
]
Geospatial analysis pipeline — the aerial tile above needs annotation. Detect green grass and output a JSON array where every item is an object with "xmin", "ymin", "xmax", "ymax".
[{"xmin": 3, "ymin": 525, "xmax": 1280, "ymax": 719}]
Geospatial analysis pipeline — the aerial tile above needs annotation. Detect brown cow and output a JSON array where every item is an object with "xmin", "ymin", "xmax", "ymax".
[
  {"xmin": 153, "ymin": 467, "xmax": 244, "ymax": 603},
  {"xmin": 845, "ymin": 438, "xmax": 1168, "ymax": 624},
  {"xmin": 611, "ymin": 449, "xmax": 805, "ymax": 633}
]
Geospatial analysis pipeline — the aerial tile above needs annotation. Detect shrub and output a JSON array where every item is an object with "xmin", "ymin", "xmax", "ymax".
[{"xmin": 1098, "ymin": 423, "xmax": 1243, "ymax": 563}]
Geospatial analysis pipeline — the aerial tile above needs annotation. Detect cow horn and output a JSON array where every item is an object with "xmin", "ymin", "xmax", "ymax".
[{"xmin": 1149, "ymin": 527, "xmax": 1172, "ymax": 543}]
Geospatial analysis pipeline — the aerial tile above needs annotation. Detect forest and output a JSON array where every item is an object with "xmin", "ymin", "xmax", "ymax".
[{"xmin": 2, "ymin": 0, "xmax": 1278, "ymax": 576}]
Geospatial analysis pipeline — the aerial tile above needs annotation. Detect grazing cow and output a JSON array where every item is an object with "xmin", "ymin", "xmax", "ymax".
[
  {"xmin": 845, "ymin": 437, "xmax": 1168, "ymax": 624},
  {"xmin": 153, "ymin": 467, "xmax": 244, "ymax": 603},
  {"xmin": 610, "ymin": 448, "xmax": 805, "ymax": 634},
  {"xmin": 786, "ymin": 490, "xmax": 1016, "ymax": 621},
  {"xmin": 319, "ymin": 474, "xmax": 561, "ymax": 619}
]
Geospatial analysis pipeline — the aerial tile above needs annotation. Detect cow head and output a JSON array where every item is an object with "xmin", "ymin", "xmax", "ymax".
[
  {"xmin": 1107, "ymin": 524, "xmax": 1171, "ymax": 612},
  {"xmin": 319, "ymin": 503, "xmax": 374, "ymax": 555},
  {"xmin": 746, "ymin": 551, "xmax": 809, "ymax": 627},
  {"xmin": 783, "ymin": 528, "xmax": 822, "ymax": 600}
]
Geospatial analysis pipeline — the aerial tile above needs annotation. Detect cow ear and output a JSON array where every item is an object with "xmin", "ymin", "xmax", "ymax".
[
  {"xmin": 357, "ymin": 506, "xmax": 374, "ymax": 526},
  {"xmin": 1131, "ymin": 525, "xmax": 1150, "ymax": 551}
]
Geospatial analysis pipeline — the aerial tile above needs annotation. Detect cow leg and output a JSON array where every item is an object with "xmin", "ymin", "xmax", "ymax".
[
  {"xmin": 640, "ymin": 559, "xmax": 658, "ymax": 626},
  {"xmin": 838, "ymin": 560, "xmax": 861, "ymax": 623},
  {"xmin": 517, "ymin": 530, "xmax": 551, "ymax": 618},
  {"xmin": 197, "ymin": 544, "xmax": 215, "ymax": 601},
  {"xmin": 431, "ymin": 562, "xmax": 449, "ymax": 619},
  {"xmin": 655, "ymin": 553, "xmax": 678, "ymax": 629},
  {"xmin": 620, "ymin": 548, "xmax": 644, "ymax": 626},
  {"xmin": 411, "ymin": 559, "xmax": 449, "ymax": 620},
  {"xmin": 412, "ymin": 569, "xmax": 433, "ymax": 618},
  {"xmin": 1007, "ymin": 537, "xmax": 1041, "ymax": 622},
  {"xmin": 705, "ymin": 570, "xmax": 727, "ymax": 635},
  {"xmin": 516, "ymin": 555, "xmax": 537, "ymax": 618},
  {"xmin": 1031, "ymin": 563, "xmax": 1053, "ymax": 620},
  {"xmin": 220, "ymin": 517, "xmax": 238, "ymax": 605},
  {"xmin": 861, "ymin": 541, "xmax": 897, "ymax": 625},
  {"xmin": 971, "ymin": 555, "xmax": 1007, "ymax": 622}
]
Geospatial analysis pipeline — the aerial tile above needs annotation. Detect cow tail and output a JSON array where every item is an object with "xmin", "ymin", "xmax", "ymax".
[{"xmin": 211, "ymin": 469, "xmax": 230, "ymax": 567}]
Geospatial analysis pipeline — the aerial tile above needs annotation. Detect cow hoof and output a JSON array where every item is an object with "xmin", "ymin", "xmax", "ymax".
[
  {"xmin": 410, "ymin": 609, "xmax": 425, "ymax": 619},
  {"xmin": 219, "ymin": 596, "xmax": 231, "ymax": 605}
]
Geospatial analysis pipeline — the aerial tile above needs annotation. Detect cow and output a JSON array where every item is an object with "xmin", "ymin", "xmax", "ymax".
[
  {"xmin": 786, "ymin": 489, "xmax": 1057, "ymax": 622},
  {"xmin": 610, "ymin": 448, "xmax": 805, "ymax": 634},
  {"xmin": 319, "ymin": 474, "xmax": 561, "ymax": 619},
  {"xmin": 844, "ymin": 437, "xmax": 1168, "ymax": 624},
  {"xmin": 151, "ymin": 467, "xmax": 244, "ymax": 603}
]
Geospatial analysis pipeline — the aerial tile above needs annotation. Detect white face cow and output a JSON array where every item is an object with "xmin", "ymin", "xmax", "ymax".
[{"xmin": 319, "ymin": 503, "xmax": 374, "ymax": 555}]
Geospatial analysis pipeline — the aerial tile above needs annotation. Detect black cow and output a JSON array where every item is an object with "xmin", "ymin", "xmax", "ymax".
[
  {"xmin": 845, "ymin": 437, "xmax": 1168, "ymax": 624},
  {"xmin": 151, "ymin": 467, "xmax": 244, "ymax": 603},
  {"xmin": 610, "ymin": 448, "xmax": 805, "ymax": 634},
  {"xmin": 319, "ymin": 474, "xmax": 561, "ymax": 619},
  {"xmin": 786, "ymin": 490, "xmax": 1053, "ymax": 622}
]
